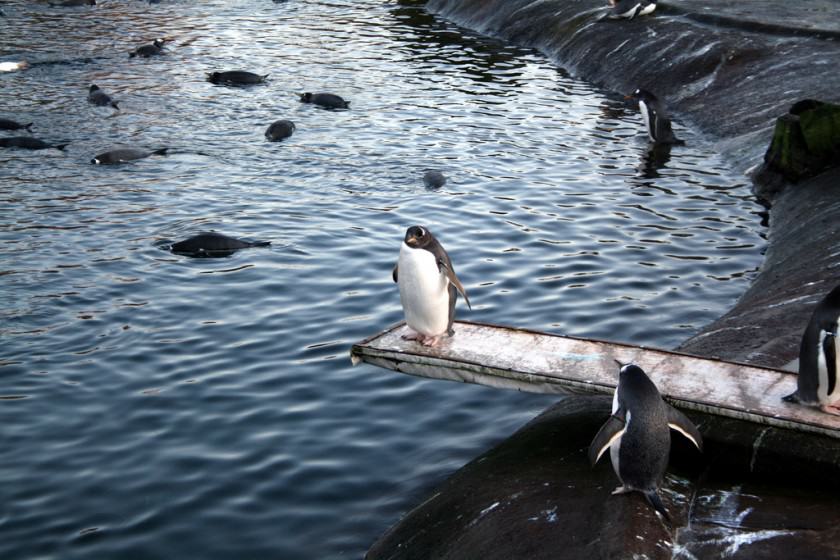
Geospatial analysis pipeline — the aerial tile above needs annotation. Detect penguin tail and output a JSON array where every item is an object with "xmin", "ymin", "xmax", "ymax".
[
  {"xmin": 152, "ymin": 148, "xmax": 169, "ymax": 156},
  {"xmin": 782, "ymin": 391, "xmax": 800, "ymax": 404},
  {"xmin": 251, "ymin": 240, "xmax": 271, "ymax": 247},
  {"xmin": 111, "ymin": 101, "xmax": 120, "ymax": 110},
  {"xmin": 129, "ymin": 52, "xmax": 137, "ymax": 58},
  {"xmin": 644, "ymin": 491, "xmax": 671, "ymax": 524},
  {"xmin": 54, "ymin": 143, "xmax": 69, "ymax": 151},
  {"xmin": 24, "ymin": 123, "xmax": 34, "ymax": 132}
]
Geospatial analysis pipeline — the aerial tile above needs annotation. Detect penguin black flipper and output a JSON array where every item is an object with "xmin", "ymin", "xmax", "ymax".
[
  {"xmin": 825, "ymin": 332, "xmax": 837, "ymax": 396},
  {"xmin": 428, "ymin": 237, "xmax": 470, "ymax": 310},
  {"xmin": 437, "ymin": 257, "xmax": 471, "ymax": 310},
  {"xmin": 588, "ymin": 412, "xmax": 626, "ymax": 466},
  {"xmin": 666, "ymin": 405, "xmax": 703, "ymax": 451},
  {"xmin": 392, "ymin": 264, "xmax": 398, "ymax": 283},
  {"xmin": 644, "ymin": 490, "xmax": 672, "ymax": 524},
  {"xmin": 447, "ymin": 283, "xmax": 457, "ymax": 336}
]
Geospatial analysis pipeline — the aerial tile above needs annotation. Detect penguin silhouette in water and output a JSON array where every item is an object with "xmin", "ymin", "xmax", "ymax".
[
  {"xmin": 393, "ymin": 226, "xmax": 471, "ymax": 347},
  {"xmin": 168, "ymin": 232, "xmax": 271, "ymax": 258},
  {"xmin": 0, "ymin": 118, "xmax": 33, "ymax": 132},
  {"xmin": 299, "ymin": 92, "xmax": 349, "ymax": 109},
  {"xmin": 206, "ymin": 71, "xmax": 268, "ymax": 85},
  {"xmin": 88, "ymin": 85, "xmax": 119, "ymax": 110},
  {"xmin": 265, "ymin": 120, "xmax": 295, "ymax": 142},
  {"xmin": 608, "ymin": 0, "xmax": 656, "ymax": 19},
  {"xmin": 626, "ymin": 88, "xmax": 684, "ymax": 145},
  {"xmin": 784, "ymin": 284, "xmax": 840, "ymax": 415},
  {"xmin": 130, "ymin": 39, "xmax": 166, "ymax": 58},
  {"xmin": 589, "ymin": 362, "xmax": 703, "ymax": 523}
]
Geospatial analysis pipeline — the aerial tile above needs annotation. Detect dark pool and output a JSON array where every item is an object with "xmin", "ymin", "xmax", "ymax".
[{"xmin": 0, "ymin": 0, "xmax": 765, "ymax": 557}]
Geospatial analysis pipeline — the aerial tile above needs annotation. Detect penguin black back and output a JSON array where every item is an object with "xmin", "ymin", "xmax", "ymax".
[
  {"xmin": 627, "ymin": 88, "xmax": 683, "ymax": 145},
  {"xmin": 785, "ymin": 284, "xmax": 840, "ymax": 413}
]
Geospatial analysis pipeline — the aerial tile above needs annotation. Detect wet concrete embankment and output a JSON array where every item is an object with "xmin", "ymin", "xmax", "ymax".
[{"xmin": 368, "ymin": 1, "xmax": 840, "ymax": 558}]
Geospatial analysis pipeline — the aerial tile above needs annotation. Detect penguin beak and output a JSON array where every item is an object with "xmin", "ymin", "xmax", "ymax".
[
  {"xmin": 406, "ymin": 235, "xmax": 417, "ymax": 246},
  {"xmin": 613, "ymin": 359, "xmax": 624, "ymax": 368}
]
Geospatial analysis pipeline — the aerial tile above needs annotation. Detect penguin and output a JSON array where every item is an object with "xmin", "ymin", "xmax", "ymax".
[
  {"xmin": 607, "ymin": 0, "xmax": 656, "ymax": 20},
  {"xmin": 299, "ymin": 92, "xmax": 350, "ymax": 109},
  {"xmin": 392, "ymin": 225, "xmax": 471, "ymax": 347},
  {"xmin": 0, "ymin": 137, "xmax": 67, "ymax": 150},
  {"xmin": 422, "ymin": 170, "xmax": 447, "ymax": 189},
  {"xmin": 589, "ymin": 362, "xmax": 703, "ymax": 523},
  {"xmin": 51, "ymin": 0, "xmax": 95, "ymax": 6},
  {"xmin": 169, "ymin": 232, "xmax": 271, "ymax": 258},
  {"xmin": 91, "ymin": 147, "xmax": 168, "ymax": 164},
  {"xmin": 265, "ymin": 119, "xmax": 296, "ymax": 142},
  {"xmin": 88, "ymin": 85, "xmax": 119, "ymax": 110},
  {"xmin": 0, "ymin": 61, "xmax": 29, "ymax": 73},
  {"xmin": 783, "ymin": 284, "xmax": 840, "ymax": 415},
  {"xmin": 626, "ymin": 88, "xmax": 684, "ymax": 145},
  {"xmin": 129, "ymin": 39, "xmax": 166, "ymax": 58},
  {"xmin": 206, "ymin": 71, "xmax": 268, "ymax": 85},
  {"xmin": 0, "ymin": 118, "xmax": 33, "ymax": 132}
]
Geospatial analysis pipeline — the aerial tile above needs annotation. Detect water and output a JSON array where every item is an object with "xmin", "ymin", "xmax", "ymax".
[{"xmin": 0, "ymin": 0, "xmax": 766, "ymax": 558}]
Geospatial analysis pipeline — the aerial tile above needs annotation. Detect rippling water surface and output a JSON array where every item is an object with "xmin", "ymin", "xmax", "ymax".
[{"xmin": 0, "ymin": 0, "xmax": 766, "ymax": 557}]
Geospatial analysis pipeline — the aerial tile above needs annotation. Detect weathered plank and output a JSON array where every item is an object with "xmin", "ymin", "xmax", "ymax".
[{"xmin": 351, "ymin": 321, "xmax": 840, "ymax": 439}]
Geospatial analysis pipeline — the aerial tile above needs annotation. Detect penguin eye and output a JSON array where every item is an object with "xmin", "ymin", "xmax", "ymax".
[{"xmin": 417, "ymin": 229, "xmax": 424, "ymax": 237}]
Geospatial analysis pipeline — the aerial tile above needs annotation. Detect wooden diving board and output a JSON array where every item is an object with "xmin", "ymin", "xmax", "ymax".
[{"xmin": 350, "ymin": 321, "xmax": 840, "ymax": 440}]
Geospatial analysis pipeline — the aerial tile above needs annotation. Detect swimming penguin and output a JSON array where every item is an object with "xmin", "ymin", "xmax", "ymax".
[
  {"xmin": 299, "ymin": 92, "xmax": 350, "ymax": 109},
  {"xmin": 626, "ymin": 88, "xmax": 684, "ymax": 145},
  {"xmin": 265, "ymin": 119, "xmax": 296, "ymax": 142},
  {"xmin": 589, "ymin": 362, "xmax": 703, "ymax": 523},
  {"xmin": 129, "ymin": 39, "xmax": 166, "ymax": 58},
  {"xmin": 608, "ymin": 0, "xmax": 656, "ymax": 19},
  {"xmin": 422, "ymin": 170, "xmax": 447, "ymax": 189},
  {"xmin": 0, "ymin": 61, "xmax": 29, "ymax": 73},
  {"xmin": 88, "ymin": 85, "xmax": 119, "ymax": 110},
  {"xmin": 783, "ymin": 284, "xmax": 840, "ymax": 415},
  {"xmin": 169, "ymin": 232, "xmax": 271, "ymax": 258},
  {"xmin": 392, "ymin": 225, "xmax": 471, "ymax": 347},
  {"xmin": 0, "ymin": 137, "xmax": 67, "ymax": 150},
  {"xmin": 0, "ymin": 118, "xmax": 33, "ymax": 132},
  {"xmin": 206, "ymin": 71, "xmax": 268, "ymax": 85},
  {"xmin": 91, "ymin": 148, "xmax": 168, "ymax": 164},
  {"xmin": 51, "ymin": 0, "xmax": 95, "ymax": 6}
]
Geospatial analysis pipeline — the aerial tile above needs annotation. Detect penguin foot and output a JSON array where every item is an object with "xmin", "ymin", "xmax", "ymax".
[
  {"xmin": 420, "ymin": 335, "xmax": 443, "ymax": 347},
  {"xmin": 820, "ymin": 404, "xmax": 840, "ymax": 416},
  {"xmin": 611, "ymin": 486, "xmax": 629, "ymax": 495}
]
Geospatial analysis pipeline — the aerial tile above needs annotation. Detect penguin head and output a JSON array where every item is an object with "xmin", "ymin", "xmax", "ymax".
[
  {"xmin": 206, "ymin": 72, "xmax": 220, "ymax": 83},
  {"xmin": 404, "ymin": 225, "xmax": 433, "ymax": 249},
  {"xmin": 300, "ymin": 92, "xmax": 313, "ymax": 103},
  {"xmin": 89, "ymin": 84, "xmax": 100, "ymax": 92},
  {"xmin": 616, "ymin": 362, "xmax": 661, "ymax": 403},
  {"xmin": 626, "ymin": 88, "xmax": 658, "ymax": 105},
  {"xmin": 153, "ymin": 39, "xmax": 166, "ymax": 48}
]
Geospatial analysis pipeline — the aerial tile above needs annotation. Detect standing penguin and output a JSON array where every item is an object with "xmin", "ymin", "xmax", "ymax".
[
  {"xmin": 589, "ymin": 362, "xmax": 703, "ymax": 522},
  {"xmin": 784, "ymin": 284, "xmax": 840, "ymax": 415},
  {"xmin": 392, "ymin": 225, "xmax": 471, "ymax": 347},
  {"xmin": 626, "ymin": 88, "xmax": 684, "ymax": 145},
  {"xmin": 608, "ymin": 0, "xmax": 656, "ymax": 19}
]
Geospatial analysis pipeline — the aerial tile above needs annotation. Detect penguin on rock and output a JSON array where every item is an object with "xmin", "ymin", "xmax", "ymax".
[
  {"xmin": 608, "ymin": 0, "xmax": 657, "ymax": 20},
  {"xmin": 589, "ymin": 362, "xmax": 703, "ymax": 522},
  {"xmin": 392, "ymin": 225, "xmax": 471, "ymax": 347},
  {"xmin": 784, "ymin": 284, "xmax": 840, "ymax": 415}
]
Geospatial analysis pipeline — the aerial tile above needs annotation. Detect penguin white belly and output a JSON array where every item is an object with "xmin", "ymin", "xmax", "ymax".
[
  {"xmin": 638, "ymin": 3, "xmax": 656, "ymax": 16},
  {"xmin": 818, "ymin": 326, "xmax": 840, "ymax": 405},
  {"xmin": 398, "ymin": 243, "xmax": 450, "ymax": 336},
  {"xmin": 638, "ymin": 100, "xmax": 656, "ymax": 142},
  {"xmin": 609, "ymin": 410, "xmax": 630, "ymax": 483}
]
